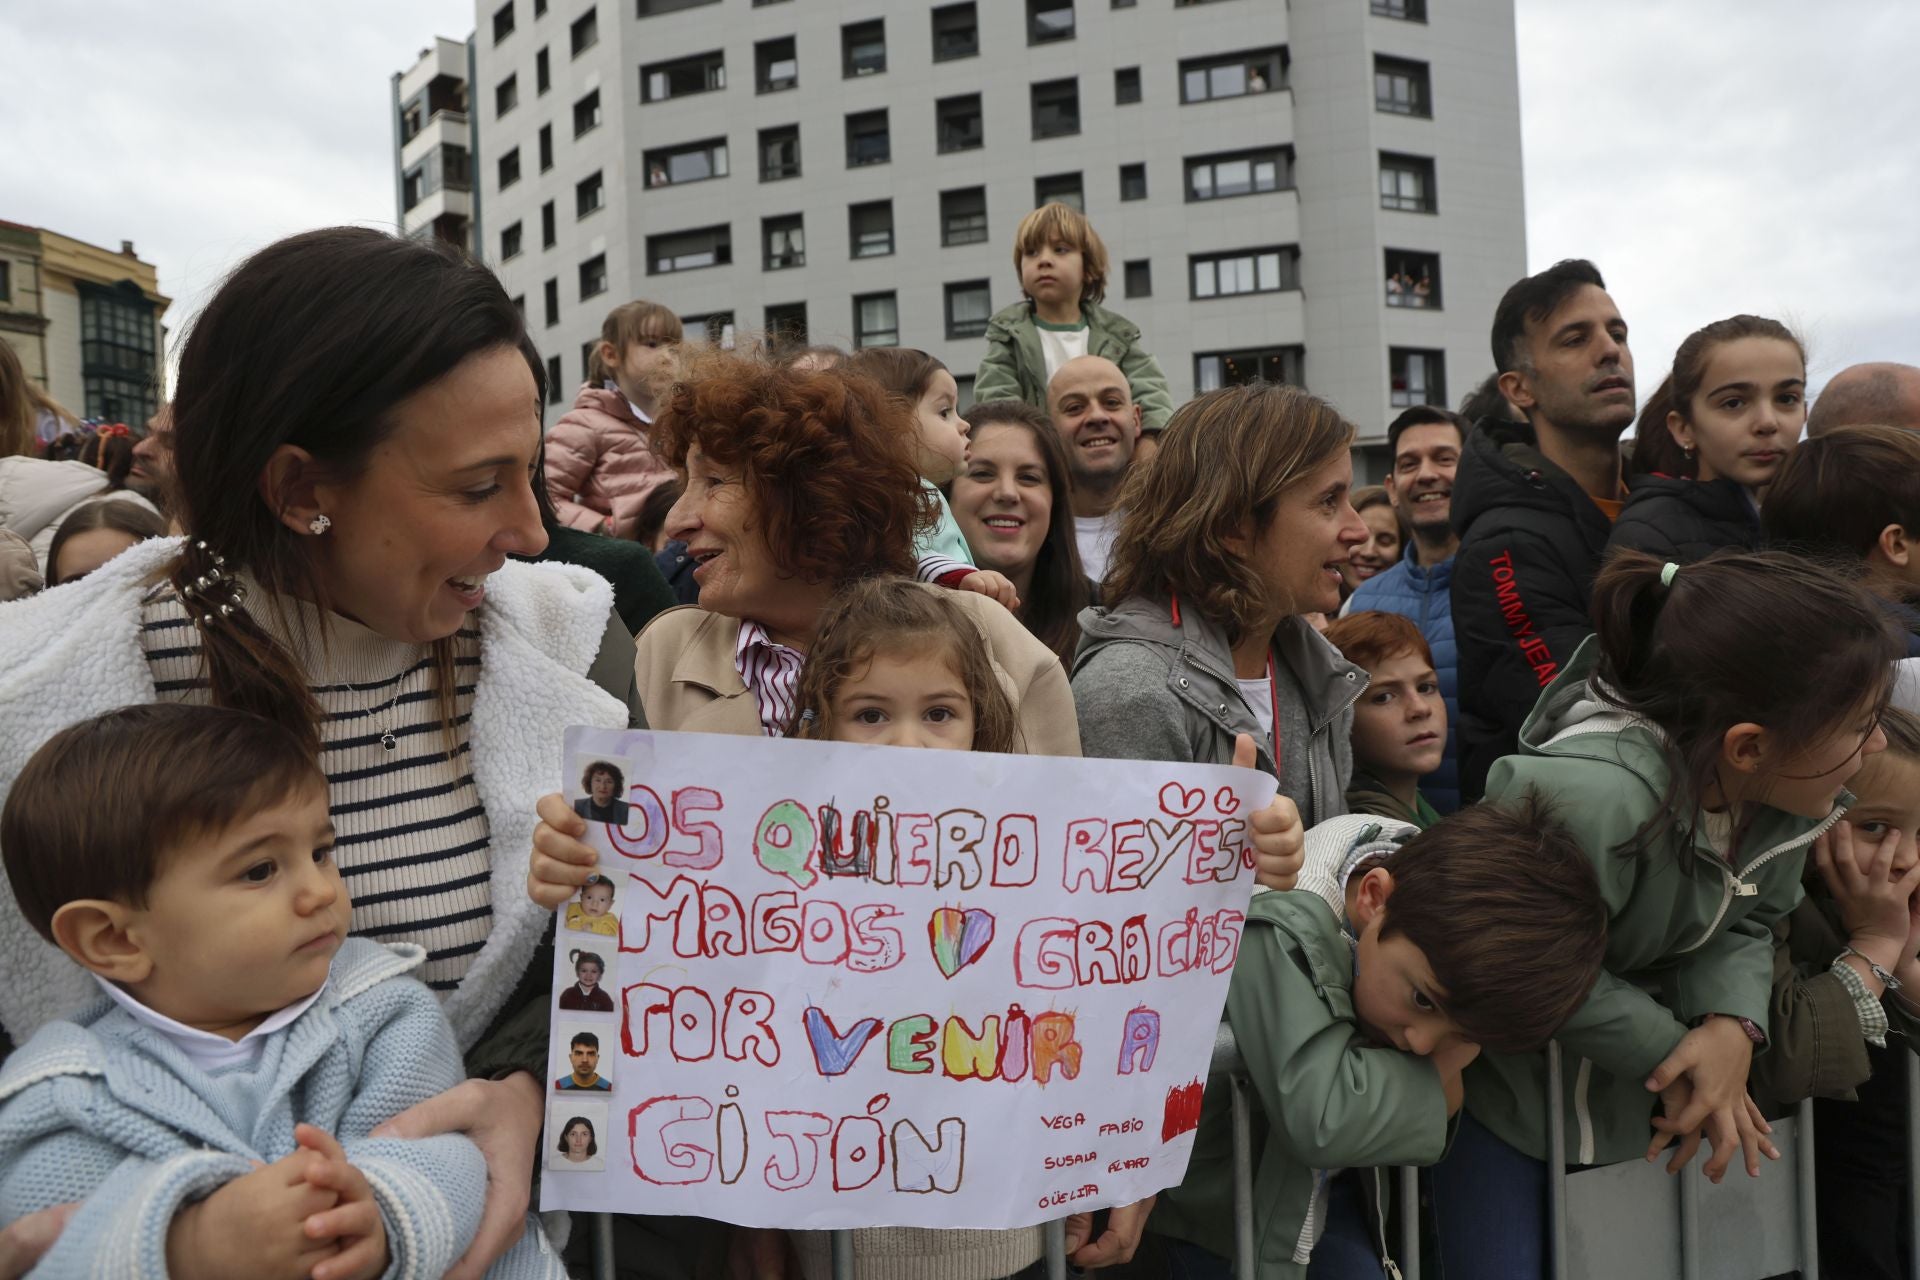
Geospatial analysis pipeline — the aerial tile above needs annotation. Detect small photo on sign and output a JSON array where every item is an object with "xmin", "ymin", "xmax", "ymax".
[
  {"xmin": 564, "ymin": 873, "xmax": 620, "ymax": 938},
  {"xmin": 557, "ymin": 944, "xmax": 617, "ymax": 1014},
  {"xmin": 553, "ymin": 1022, "xmax": 614, "ymax": 1093},
  {"xmin": 571, "ymin": 755, "xmax": 646, "ymax": 833},
  {"xmin": 549, "ymin": 1099, "xmax": 609, "ymax": 1173}
]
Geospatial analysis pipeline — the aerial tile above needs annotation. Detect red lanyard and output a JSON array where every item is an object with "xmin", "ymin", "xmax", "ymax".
[{"xmin": 1170, "ymin": 592, "xmax": 1281, "ymax": 774}]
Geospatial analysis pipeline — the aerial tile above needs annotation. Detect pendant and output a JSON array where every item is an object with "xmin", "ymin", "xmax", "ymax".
[{"xmin": 380, "ymin": 731, "xmax": 397, "ymax": 752}]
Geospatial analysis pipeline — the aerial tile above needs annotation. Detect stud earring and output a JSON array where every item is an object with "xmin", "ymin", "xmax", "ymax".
[
  {"xmin": 309, "ymin": 514, "xmax": 332, "ymax": 535},
  {"xmin": 1683, "ymin": 445, "xmax": 1695, "ymax": 460}
]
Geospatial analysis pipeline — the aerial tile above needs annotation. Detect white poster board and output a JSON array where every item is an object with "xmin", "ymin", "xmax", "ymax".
[{"xmin": 539, "ymin": 727, "xmax": 1272, "ymax": 1230}]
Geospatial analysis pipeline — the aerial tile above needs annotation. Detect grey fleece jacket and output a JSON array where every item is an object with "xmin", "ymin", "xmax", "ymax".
[{"xmin": 1071, "ymin": 594, "xmax": 1367, "ymax": 827}]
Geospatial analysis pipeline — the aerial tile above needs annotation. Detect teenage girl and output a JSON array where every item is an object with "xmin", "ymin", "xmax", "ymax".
[{"xmin": 1430, "ymin": 548, "xmax": 1903, "ymax": 1278}]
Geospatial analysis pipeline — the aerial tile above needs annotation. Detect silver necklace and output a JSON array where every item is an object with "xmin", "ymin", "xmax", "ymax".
[{"xmin": 358, "ymin": 652, "xmax": 424, "ymax": 752}]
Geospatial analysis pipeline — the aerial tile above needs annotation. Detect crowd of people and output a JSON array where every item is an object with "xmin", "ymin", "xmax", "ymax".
[{"xmin": 0, "ymin": 197, "xmax": 1917, "ymax": 1280}]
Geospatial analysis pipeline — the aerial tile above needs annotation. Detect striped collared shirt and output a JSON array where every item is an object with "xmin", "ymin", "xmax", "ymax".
[{"xmin": 734, "ymin": 618, "xmax": 806, "ymax": 737}]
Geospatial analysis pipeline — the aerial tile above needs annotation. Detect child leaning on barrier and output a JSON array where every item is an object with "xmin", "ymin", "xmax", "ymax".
[
  {"xmin": 1147, "ymin": 801, "xmax": 1607, "ymax": 1280},
  {"xmin": 1430, "ymin": 550, "xmax": 1904, "ymax": 1279},
  {"xmin": 0, "ymin": 705, "xmax": 564, "ymax": 1280}
]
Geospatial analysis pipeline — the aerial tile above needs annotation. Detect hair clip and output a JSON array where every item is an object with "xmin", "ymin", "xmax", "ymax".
[{"xmin": 1660, "ymin": 562, "xmax": 1680, "ymax": 588}]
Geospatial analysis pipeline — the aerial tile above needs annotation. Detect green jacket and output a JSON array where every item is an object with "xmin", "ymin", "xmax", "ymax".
[
  {"xmin": 972, "ymin": 299, "xmax": 1175, "ymax": 430},
  {"xmin": 1157, "ymin": 816, "xmax": 1448, "ymax": 1277},
  {"xmin": 1345, "ymin": 771, "xmax": 1441, "ymax": 830},
  {"xmin": 1465, "ymin": 636, "xmax": 1843, "ymax": 1165}
]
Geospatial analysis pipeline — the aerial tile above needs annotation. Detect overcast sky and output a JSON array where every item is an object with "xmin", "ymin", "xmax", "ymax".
[{"xmin": 4, "ymin": 0, "xmax": 1914, "ymax": 406}]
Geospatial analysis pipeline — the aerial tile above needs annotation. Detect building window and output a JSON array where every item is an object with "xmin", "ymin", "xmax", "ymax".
[
  {"xmin": 955, "ymin": 375, "xmax": 975, "ymax": 412},
  {"xmin": 546, "ymin": 355, "xmax": 563, "ymax": 404},
  {"xmin": 496, "ymin": 73, "xmax": 518, "ymax": 117},
  {"xmin": 637, "ymin": 0, "xmax": 719, "ymax": 14},
  {"xmin": 542, "ymin": 201, "xmax": 557, "ymax": 247},
  {"xmin": 1195, "ymin": 346, "xmax": 1304, "ymax": 393},
  {"xmin": 846, "ymin": 110, "xmax": 890, "ymax": 167},
  {"xmin": 1380, "ymin": 152, "xmax": 1437, "ymax": 212},
  {"xmin": 760, "ymin": 124, "xmax": 801, "ymax": 180},
  {"xmin": 763, "ymin": 214, "xmax": 805, "ymax": 269},
  {"xmin": 941, "ymin": 187, "xmax": 988, "ymax": 246},
  {"xmin": 576, "ymin": 170, "xmax": 605, "ymax": 217},
  {"xmin": 580, "ymin": 340, "xmax": 595, "ymax": 381},
  {"xmin": 946, "ymin": 281, "xmax": 991, "ymax": 339},
  {"xmin": 648, "ymin": 224, "xmax": 732, "ymax": 273},
  {"xmin": 850, "ymin": 201, "xmax": 894, "ymax": 258},
  {"xmin": 580, "ymin": 254, "xmax": 609, "ymax": 299},
  {"xmin": 537, "ymin": 47, "xmax": 551, "ymax": 93},
  {"xmin": 1375, "ymin": 56, "xmax": 1431, "ymax": 116},
  {"xmin": 642, "ymin": 50, "xmax": 725, "ymax": 102},
  {"xmin": 645, "ymin": 137, "xmax": 729, "ymax": 187},
  {"xmin": 932, "ymin": 3, "xmax": 978, "ymax": 61},
  {"xmin": 538, "ymin": 124, "xmax": 553, "ymax": 171},
  {"xmin": 401, "ymin": 143, "xmax": 472, "ymax": 210},
  {"xmin": 683, "ymin": 312, "xmax": 736, "ymax": 349},
  {"xmin": 1115, "ymin": 66, "xmax": 1141, "ymax": 104},
  {"xmin": 0, "ymin": 262, "xmax": 10, "ymax": 302},
  {"xmin": 543, "ymin": 277, "xmax": 559, "ymax": 326},
  {"xmin": 1191, "ymin": 246, "xmax": 1300, "ymax": 299},
  {"xmin": 854, "ymin": 292, "xmax": 899, "ymax": 348},
  {"xmin": 1181, "ymin": 47, "xmax": 1287, "ymax": 103},
  {"xmin": 756, "ymin": 36, "xmax": 797, "ymax": 92},
  {"xmin": 1385, "ymin": 249, "xmax": 1442, "ymax": 308},
  {"xmin": 513, "ymin": 295, "xmax": 525, "ymax": 322},
  {"xmin": 77, "ymin": 281, "xmax": 158, "ymax": 425},
  {"xmin": 535, "ymin": 0, "xmax": 546, "ymax": 13},
  {"xmin": 573, "ymin": 88, "xmax": 601, "ymax": 136},
  {"xmin": 1124, "ymin": 259, "xmax": 1151, "ymax": 298},
  {"xmin": 1390, "ymin": 348, "xmax": 1446, "ymax": 407},
  {"xmin": 843, "ymin": 19, "xmax": 886, "ymax": 77},
  {"xmin": 498, "ymin": 148, "xmax": 521, "ymax": 190},
  {"xmin": 1031, "ymin": 78, "xmax": 1080, "ymax": 139},
  {"xmin": 1372, "ymin": 0, "xmax": 1427, "ymax": 19},
  {"xmin": 1112, "ymin": 0, "xmax": 1135, "ymax": 7},
  {"xmin": 1119, "ymin": 163, "xmax": 1147, "ymax": 201},
  {"xmin": 1186, "ymin": 146, "xmax": 1294, "ymax": 201},
  {"xmin": 936, "ymin": 94, "xmax": 984, "ymax": 153},
  {"xmin": 493, "ymin": 2, "xmax": 516, "ymax": 43},
  {"xmin": 1034, "ymin": 172, "xmax": 1083, "ymax": 211},
  {"xmin": 570, "ymin": 6, "xmax": 597, "ymax": 54},
  {"xmin": 501, "ymin": 221, "xmax": 523, "ymax": 259},
  {"xmin": 765, "ymin": 301, "xmax": 808, "ymax": 348},
  {"xmin": 1028, "ymin": 0, "xmax": 1074, "ymax": 44}
]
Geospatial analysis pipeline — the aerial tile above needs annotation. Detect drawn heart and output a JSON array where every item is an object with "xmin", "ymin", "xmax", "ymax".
[
  {"xmin": 929, "ymin": 907, "xmax": 996, "ymax": 978},
  {"xmin": 1213, "ymin": 786, "xmax": 1240, "ymax": 816},
  {"xmin": 1158, "ymin": 782, "xmax": 1204, "ymax": 818}
]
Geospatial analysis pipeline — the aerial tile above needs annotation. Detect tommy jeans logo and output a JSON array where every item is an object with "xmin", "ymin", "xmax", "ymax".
[{"xmin": 1488, "ymin": 551, "xmax": 1559, "ymax": 686}]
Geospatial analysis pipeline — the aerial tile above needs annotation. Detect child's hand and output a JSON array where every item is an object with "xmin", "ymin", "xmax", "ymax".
[
  {"xmin": 1644, "ymin": 1017, "xmax": 1773, "ymax": 1181},
  {"xmin": 1815, "ymin": 820, "xmax": 1920, "ymax": 959},
  {"xmin": 294, "ymin": 1125, "xmax": 389, "ymax": 1280},
  {"xmin": 529, "ymin": 791, "xmax": 599, "ymax": 909},
  {"xmin": 956, "ymin": 570, "xmax": 1021, "ymax": 612},
  {"xmin": 1430, "ymin": 1040, "xmax": 1481, "ymax": 1116},
  {"xmin": 1231, "ymin": 734, "xmax": 1303, "ymax": 891},
  {"xmin": 166, "ymin": 1150, "xmax": 341, "ymax": 1280}
]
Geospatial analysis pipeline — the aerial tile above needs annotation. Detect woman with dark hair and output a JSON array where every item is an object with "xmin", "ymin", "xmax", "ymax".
[
  {"xmin": 0, "ymin": 226, "xmax": 635, "ymax": 1280},
  {"xmin": 573, "ymin": 760, "xmax": 631, "ymax": 826},
  {"xmin": 555, "ymin": 1116, "xmax": 599, "ymax": 1163},
  {"xmin": 949, "ymin": 398, "xmax": 1092, "ymax": 664}
]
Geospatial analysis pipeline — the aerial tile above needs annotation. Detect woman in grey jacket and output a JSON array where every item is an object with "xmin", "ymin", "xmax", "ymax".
[{"xmin": 1073, "ymin": 382, "xmax": 1372, "ymax": 826}]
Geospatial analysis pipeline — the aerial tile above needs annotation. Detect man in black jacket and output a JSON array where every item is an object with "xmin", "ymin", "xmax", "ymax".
[{"xmin": 1450, "ymin": 260, "xmax": 1636, "ymax": 798}]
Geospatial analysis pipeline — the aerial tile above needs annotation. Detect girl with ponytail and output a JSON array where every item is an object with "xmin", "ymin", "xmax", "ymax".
[{"xmin": 1431, "ymin": 548, "xmax": 1901, "ymax": 1278}]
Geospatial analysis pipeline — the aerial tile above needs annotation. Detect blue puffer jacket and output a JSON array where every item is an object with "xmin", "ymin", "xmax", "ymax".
[{"xmin": 1343, "ymin": 546, "xmax": 1459, "ymax": 813}]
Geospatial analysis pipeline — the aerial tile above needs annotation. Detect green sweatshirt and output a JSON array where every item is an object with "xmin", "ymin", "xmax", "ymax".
[
  {"xmin": 971, "ymin": 299, "xmax": 1175, "ymax": 430},
  {"xmin": 1464, "ymin": 636, "xmax": 1842, "ymax": 1165},
  {"xmin": 1156, "ymin": 816, "xmax": 1449, "ymax": 1278}
]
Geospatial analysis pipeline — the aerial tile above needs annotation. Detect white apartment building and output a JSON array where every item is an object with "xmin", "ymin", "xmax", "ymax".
[{"xmin": 396, "ymin": 0, "xmax": 1524, "ymax": 455}]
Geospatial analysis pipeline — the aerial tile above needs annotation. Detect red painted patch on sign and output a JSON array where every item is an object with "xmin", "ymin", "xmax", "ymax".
[{"xmin": 1161, "ymin": 1078, "xmax": 1205, "ymax": 1142}]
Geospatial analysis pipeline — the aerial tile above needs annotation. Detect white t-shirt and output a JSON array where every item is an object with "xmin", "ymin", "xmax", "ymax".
[
  {"xmin": 1236, "ymin": 675, "xmax": 1276, "ymax": 744},
  {"xmin": 1037, "ymin": 322, "xmax": 1091, "ymax": 386},
  {"xmin": 1075, "ymin": 510, "xmax": 1122, "ymax": 582}
]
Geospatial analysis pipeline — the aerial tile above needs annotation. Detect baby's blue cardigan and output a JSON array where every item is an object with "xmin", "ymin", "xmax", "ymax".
[{"xmin": 0, "ymin": 937, "xmax": 565, "ymax": 1279}]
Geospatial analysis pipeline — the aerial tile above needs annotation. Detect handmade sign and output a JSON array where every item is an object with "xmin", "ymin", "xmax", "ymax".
[{"xmin": 539, "ymin": 727, "xmax": 1273, "ymax": 1229}]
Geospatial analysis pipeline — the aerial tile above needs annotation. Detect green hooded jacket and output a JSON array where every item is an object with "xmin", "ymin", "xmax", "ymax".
[
  {"xmin": 1464, "ymin": 636, "xmax": 1846, "ymax": 1165},
  {"xmin": 971, "ymin": 299, "xmax": 1175, "ymax": 430},
  {"xmin": 1155, "ymin": 816, "xmax": 1448, "ymax": 1277}
]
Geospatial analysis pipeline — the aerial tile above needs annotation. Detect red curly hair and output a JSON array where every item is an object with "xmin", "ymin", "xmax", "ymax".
[{"xmin": 653, "ymin": 350, "xmax": 934, "ymax": 583}]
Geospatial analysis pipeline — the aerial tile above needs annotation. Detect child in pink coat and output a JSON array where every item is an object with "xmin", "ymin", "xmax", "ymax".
[{"xmin": 543, "ymin": 301, "xmax": 681, "ymax": 537}]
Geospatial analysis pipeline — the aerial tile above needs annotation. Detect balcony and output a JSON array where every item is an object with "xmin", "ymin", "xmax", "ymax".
[
  {"xmin": 399, "ymin": 109, "xmax": 469, "ymax": 167},
  {"xmin": 401, "ymin": 185, "xmax": 471, "ymax": 236}
]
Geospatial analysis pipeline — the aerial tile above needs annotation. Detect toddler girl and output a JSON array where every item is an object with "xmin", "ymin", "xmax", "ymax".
[
  {"xmin": 564, "ymin": 873, "xmax": 618, "ymax": 936},
  {"xmin": 557, "ymin": 948, "xmax": 614, "ymax": 1011},
  {"xmin": 544, "ymin": 300, "xmax": 681, "ymax": 538}
]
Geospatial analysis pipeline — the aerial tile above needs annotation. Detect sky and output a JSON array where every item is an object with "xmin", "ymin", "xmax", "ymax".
[{"xmin": 3, "ymin": 0, "xmax": 1915, "ymax": 404}]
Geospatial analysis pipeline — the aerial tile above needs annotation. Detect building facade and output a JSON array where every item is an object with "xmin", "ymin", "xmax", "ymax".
[
  {"xmin": 0, "ymin": 221, "xmax": 169, "ymax": 426},
  {"xmin": 399, "ymin": 0, "xmax": 1524, "ymax": 448}
]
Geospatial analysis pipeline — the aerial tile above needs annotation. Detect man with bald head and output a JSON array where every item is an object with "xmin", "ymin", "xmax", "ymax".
[
  {"xmin": 1047, "ymin": 355, "xmax": 1143, "ymax": 581},
  {"xmin": 1808, "ymin": 362, "xmax": 1920, "ymax": 435}
]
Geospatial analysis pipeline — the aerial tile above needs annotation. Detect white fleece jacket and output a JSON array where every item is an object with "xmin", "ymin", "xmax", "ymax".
[
  {"xmin": 0, "ymin": 536, "xmax": 627, "ymax": 1047},
  {"xmin": 0, "ymin": 456, "xmax": 159, "ymax": 570}
]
